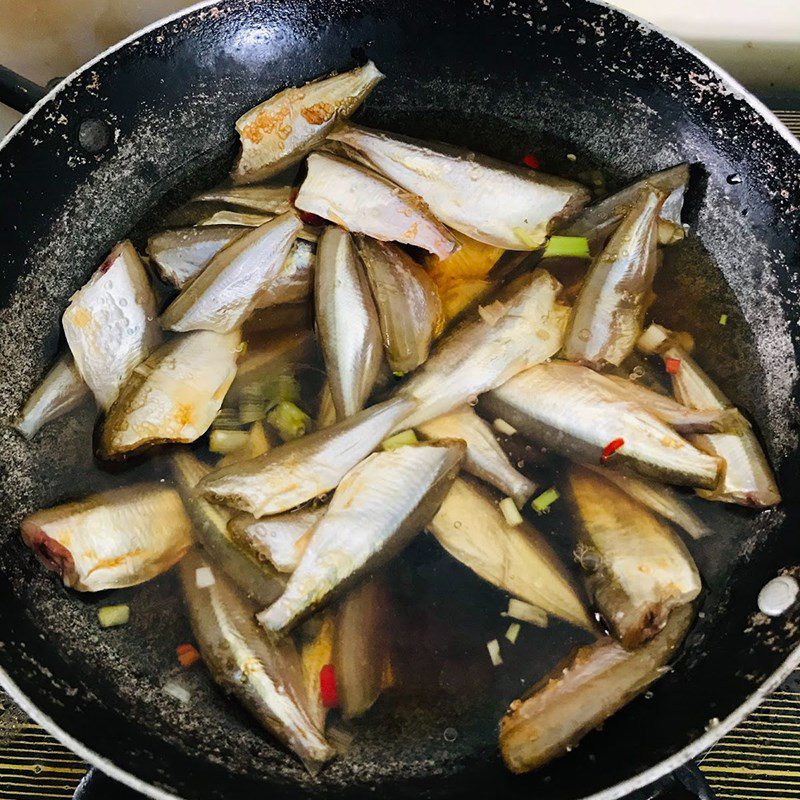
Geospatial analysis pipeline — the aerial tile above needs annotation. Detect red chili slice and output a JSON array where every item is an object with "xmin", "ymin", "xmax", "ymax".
[
  {"xmin": 665, "ymin": 357, "xmax": 681, "ymax": 375},
  {"xmin": 297, "ymin": 209, "xmax": 328, "ymax": 226},
  {"xmin": 319, "ymin": 663, "xmax": 339, "ymax": 708},
  {"xmin": 600, "ymin": 438, "xmax": 625, "ymax": 462},
  {"xmin": 522, "ymin": 154, "xmax": 540, "ymax": 169}
]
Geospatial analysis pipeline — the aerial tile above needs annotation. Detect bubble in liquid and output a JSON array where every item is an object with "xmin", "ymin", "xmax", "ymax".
[
  {"xmin": 633, "ymin": 366, "xmax": 644, "ymax": 376},
  {"xmin": 726, "ymin": 173, "xmax": 742, "ymax": 185},
  {"xmin": 454, "ymin": 521, "xmax": 462, "ymax": 529},
  {"xmin": 443, "ymin": 727, "xmax": 458, "ymax": 742},
  {"xmin": 577, "ymin": 328, "xmax": 590, "ymax": 342},
  {"xmin": 467, "ymin": 395, "xmax": 479, "ymax": 407}
]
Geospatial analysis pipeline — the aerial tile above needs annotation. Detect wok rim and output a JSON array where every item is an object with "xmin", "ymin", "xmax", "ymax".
[{"xmin": 1, "ymin": 1, "xmax": 799, "ymax": 798}]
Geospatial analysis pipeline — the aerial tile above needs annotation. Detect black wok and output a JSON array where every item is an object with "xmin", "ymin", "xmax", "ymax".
[{"xmin": 0, "ymin": 1, "xmax": 799, "ymax": 798}]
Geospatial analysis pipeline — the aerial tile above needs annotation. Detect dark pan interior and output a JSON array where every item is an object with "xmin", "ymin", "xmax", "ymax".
[{"xmin": 1, "ymin": 1, "xmax": 800, "ymax": 798}]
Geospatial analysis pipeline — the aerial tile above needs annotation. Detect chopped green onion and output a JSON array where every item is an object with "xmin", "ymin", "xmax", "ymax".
[
  {"xmin": 392, "ymin": 370, "xmax": 405, "ymax": 378},
  {"xmin": 505, "ymin": 598, "xmax": 548, "ymax": 627},
  {"xmin": 267, "ymin": 400, "xmax": 311, "ymax": 441},
  {"xmin": 532, "ymin": 487, "xmax": 560, "ymax": 514},
  {"xmin": 195, "ymin": 566, "xmax": 215, "ymax": 589},
  {"xmin": 209, "ymin": 428, "xmax": 250, "ymax": 453},
  {"xmin": 505, "ymin": 622, "xmax": 521, "ymax": 644},
  {"xmin": 381, "ymin": 429, "xmax": 418, "ymax": 451},
  {"xmin": 493, "ymin": 418, "xmax": 517, "ymax": 436},
  {"xmin": 98, "ymin": 604, "xmax": 130, "ymax": 628},
  {"xmin": 499, "ymin": 497, "xmax": 524, "ymax": 526},
  {"xmin": 542, "ymin": 236, "xmax": 590, "ymax": 259},
  {"xmin": 239, "ymin": 374, "xmax": 300, "ymax": 423},
  {"xmin": 719, "ymin": 314, "xmax": 728, "ymax": 326},
  {"xmin": 486, "ymin": 638, "xmax": 503, "ymax": 666},
  {"xmin": 212, "ymin": 407, "xmax": 243, "ymax": 431}
]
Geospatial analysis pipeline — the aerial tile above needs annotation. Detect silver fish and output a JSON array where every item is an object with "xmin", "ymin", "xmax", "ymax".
[
  {"xmin": 191, "ymin": 183, "xmax": 293, "ymax": 214},
  {"xmin": 584, "ymin": 465, "xmax": 711, "ymax": 540},
  {"xmin": 355, "ymin": 235, "xmax": 443, "ymax": 374},
  {"xmin": 482, "ymin": 361, "xmax": 723, "ymax": 489},
  {"xmin": 299, "ymin": 611, "xmax": 336, "ymax": 730},
  {"xmin": 563, "ymin": 188, "xmax": 665, "ymax": 368},
  {"xmin": 638, "ymin": 324, "xmax": 780, "ymax": 507},
  {"xmin": 197, "ymin": 210, "xmax": 274, "ymax": 227},
  {"xmin": 258, "ymin": 438, "xmax": 465, "ymax": 635},
  {"xmin": 295, "ymin": 153, "xmax": 459, "ymax": 259},
  {"xmin": 604, "ymin": 374, "xmax": 740, "ymax": 434},
  {"xmin": 428, "ymin": 476, "xmax": 593, "ymax": 630},
  {"xmin": 62, "ymin": 240, "xmax": 161, "ymax": 410},
  {"xmin": 100, "ymin": 329, "xmax": 241, "ymax": 458},
  {"xmin": 334, "ymin": 577, "xmax": 395, "ymax": 719},
  {"xmin": 172, "ymin": 451, "xmax": 285, "ymax": 607},
  {"xmin": 147, "ymin": 226, "xmax": 244, "ymax": 288},
  {"xmin": 229, "ymin": 507, "xmax": 327, "ymax": 573},
  {"xmin": 14, "ymin": 352, "xmax": 91, "ymax": 438},
  {"xmin": 417, "ymin": 406, "xmax": 535, "ymax": 506},
  {"xmin": 160, "ymin": 212, "xmax": 302, "ymax": 333},
  {"xmin": 315, "ymin": 228, "xmax": 383, "ymax": 420},
  {"xmin": 254, "ymin": 240, "xmax": 315, "ymax": 309},
  {"xmin": 499, "ymin": 603, "xmax": 694, "ymax": 773},
  {"xmin": 232, "ymin": 61, "xmax": 384, "ymax": 184},
  {"xmin": 568, "ymin": 465, "xmax": 701, "ymax": 648},
  {"xmin": 21, "ymin": 485, "xmax": 191, "ymax": 592},
  {"xmin": 316, "ymin": 380, "xmax": 338, "ymax": 429},
  {"xmin": 179, "ymin": 550, "xmax": 334, "ymax": 772},
  {"xmin": 328, "ymin": 123, "xmax": 589, "ymax": 250},
  {"xmin": 396, "ymin": 269, "xmax": 569, "ymax": 430},
  {"xmin": 560, "ymin": 163, "xmax": 689, "ymax": 251},
  {"xmin": 199, "ymin": 396, "xmax": 416, "ymax": 517}
]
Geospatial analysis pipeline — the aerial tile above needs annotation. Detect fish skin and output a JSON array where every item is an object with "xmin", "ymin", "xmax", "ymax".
[
  {"xmin": 258, "ymin": 438, "xmax": 465, "ymax": 635},
  {"xmin": 295, "ymin": 153, "xmax": 459, "ymax": 259},
  {"xmin": 179, "ymin": 550, "xmax": 334, "ymax": 772},
  {"xmin": 315, "ymin": 228, "xmax": 383, "ymax": 420},
  {"xmin": 63, "ymin": 240, "xmax": 161, "ymax": 410},
  {"xmin": 232, "ymin": 61, "xmax": 384, "ymax": 184},
  {"xmin": 638, "ymin": 324, "xmax": 781, "ymax": 507},
  {"xmin": 395, "ymin": 269, "xmax": 569, "ymax": 430},
  {"xmin": 417, "ymin": 406, "xmax": 535, "ymax": 506},
  {"xmin": 171, "ymin": 451, "xmax": 285, "ymax": 607},
  {"xmin": 190, "ymin": 183, "xmax": 293, "ymax": 214},
  {"xmin": 254, "ymin": 240, "xmax": 315, "ymax": 309},
  {"xmin": 299, "ymin": 612, "xmax": 336, "ymax": 730},
  {"xmin": 428, "ymin": 476, "xmax": 594, "ymax": 630},
  {"xmin": 328, "ymin": 123, "xmax": 589, "ymax": 250},
  {"xmin": 482, "ymin": 361, "xmax": 723, "ymax": 489},
  {"xmin": 229, "ymin": 507, "xmax": 327, "ymax": 573},
  {"xmin": 14, "ymin": 352, "xmax": 91, "ymax": 438},
  {"xmin": 21, "ymin": 484, "xmax": 191, "ymax": 592},
  {"xmin": 100, "ymin": 329, "xmax": 241, "ymax": 458},
  {"xmin": 199, "ymin": 396, "xmax": 416, "ymax": 517},
  {"xmin": 563, "ymin": 188, "xmax": 666, "ymax": 369},
  {"xmin": 160, "ymin": 212, "xmax": 302, "ymax": 333},
  {"xmin": 356, "ymin": 235, "xmax": 443, "ymax": 374},
  {"xmin": 499, "ymin": 603, "xmax": 694, "ymax": 774},
  {"xmin": 568, "ymin": 465, "xmax": 701, "ymax": 648},
  {"xmin": 560, "ymin": 163, "xmax": 689, "ymax": 252}
]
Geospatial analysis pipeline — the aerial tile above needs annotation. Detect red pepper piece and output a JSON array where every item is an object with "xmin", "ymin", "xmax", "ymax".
[
  {"xmin": 522, "ymin": 154, "xmax": 540, "ymax": 169},
  {"xmin": 176, "ymin": 643, "xmax": 200, "ymax": 668},
  {"xmin": 600, "ymin": 438, "xmax": 625, "ymax": 462},
  {"xmin": 319, "ymin": 663, "xmax": 339, "ymax": 708},
  {"xmin": 665, "ymin": 357, "xmax": 681, "ymax": 375},
  {"xmin": 290, "ymin": 185, "xmax": 328, "ymax": 226}
]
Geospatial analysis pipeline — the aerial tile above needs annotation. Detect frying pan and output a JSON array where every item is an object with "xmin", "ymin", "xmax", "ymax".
[{"xmin": 1, "ymin": 1, "xmax": 799, "ymax": 799}]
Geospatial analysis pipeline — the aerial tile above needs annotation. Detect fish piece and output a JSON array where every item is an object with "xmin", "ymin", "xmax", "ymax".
[
  {"xmin": 21, "ymin": 485, "xmax": 191, "ymax": 592},
  {"xmin": 499, "ymin": 603, "xmax": 694, "ymax": 773},
  {"xmin": 199, "ymin": 396, "xmax": 416, "ymax": 517},
  {"xmin": 584, "ymin": 465, "xmax": 711, "ymax": 540},
  {"xmin": 179, "ymin": 550, "xmax": 333, "ymax": 772},
  {"xmin": 245, "ymin": 303, "xmax": 314, "ymax": 336},
  {"xmin": 316, "ymin": 380, "xmax": 338, "ymax": 429},
  {"xmin": 62, "ymin": 240, "xmax": 161, "ymax": 410},
  {"xmin": 560, "ymin": 163, "xmax": 689, "ymax": 251},
  {"xmin": 604, "ymin": 375, "xmax": 740, "ymax": 434},
  {"xmin": 229, "ymin": 507, "xmax": 326, "ymax": 573},
  {"xmin": 334, "ymin": 577, "xmax": 395, "ymax": 718},
  {"xmin": 568, "ymin": 465, "xmax": 701, "ymax": 648},
  {"xmin": 258, "ymin": 438, "xmax": 465, "ymax": 635},
  {"xmin": 100, "ymin": 330, "xmax": 241, "ymax": 458},
  {"xmin": 315, "ymin": 228, "xmax": 383, "ymax": 420},
  {"xmin": 147, "ymin": 227, "xmax": 244, "ymax": 289},
  {"xmin": 197, "ymin": 210, "xmax": 274, "ymax": 227},
  {"xmin": 563, "ymin": 188, "xmax": 665, "ymax": 368},
  {"xmin": 429, "ymin": 477, "xmax": 593, "ymax": 630},
  {"xmin": 299, "ymin": 612, "xmax": 336, "ymax": 729},
  {"xmin": 160, "ymin": 212, "xmax": 302, "ymax": 333},
  {"xmin": 191, "ymin": 183, "xmax": 293, "ymax": 214},
  {"xmin": 232, "ymin": 61, "xmax": 384, "ymax": 184},
  {"xmin": 637, "ymin": 324, "xmax": 780, "ymax": 507},
  {"xmin": 295, "ymin": 153, "xmax": 458, "ymax": 259},
  {"xmin": 482, "ymin": 361, "xmax": 722, "ymax": 489},
  {"xmin": 417, "ymin": 406, "xmax": 535, "ymax": 506},
  {"xmin": 329, "ymin": 123, "xmax": 589, "ymax": 250},
  {"xmin": 396, "ymin": 269, "xmax": 569, "ymax": 430},
  {"xmin": 356, "ymin": 235, "xmax": 443, "ymax": 374},
  {"xmin": 14, "ymin": 352, "xmax": 91, "ymax": 438},
  {"xmin": 254, "ymin": 240, "xmax": 315, "ymax": 309},
  {"xmin": 171, "ymin": 451, "xmax": 285, "ymax": 607}
]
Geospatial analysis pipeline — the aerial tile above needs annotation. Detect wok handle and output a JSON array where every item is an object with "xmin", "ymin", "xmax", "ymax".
[
  {"xmin": 0, "ymin": 65, "xmax": 47, "ymax": 113},
  {"xmin": 73, "ymin": 768, "xmax": 146, "ymax": 800}
]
